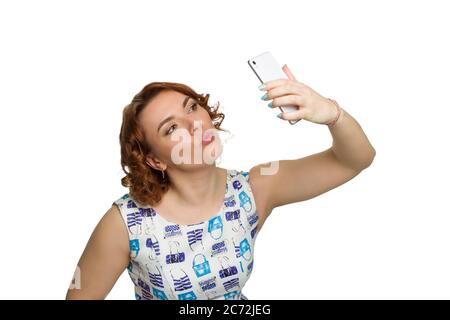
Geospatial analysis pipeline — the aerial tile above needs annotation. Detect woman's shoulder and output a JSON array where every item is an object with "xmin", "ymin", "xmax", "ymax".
[
  {"xmin": 112, "ymin": 193, "xmax": 149, "ymax": 210},
  {"xmin": 111, "ymin": 193, "xmax": 142, "ymax": 222},
  {"xmin": 112, "ymin": 193, "xmax": 132, "ymax": 208}
]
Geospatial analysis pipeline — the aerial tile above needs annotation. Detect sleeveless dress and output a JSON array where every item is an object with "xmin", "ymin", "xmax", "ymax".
[{"xmin": 112, "ymin": 168, "xmax": 260, "ymax": 300}]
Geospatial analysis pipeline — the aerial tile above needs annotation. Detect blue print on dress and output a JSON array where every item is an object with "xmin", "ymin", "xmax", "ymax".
[
  {"xmin": 120, "ymin": 169, "xmax": 258, "ymax": 301},
  {"xmin": 166, "ymin": 252, "xmax": 185, "ymax": 264},
  {"xmin": 146, "ymin": 236, "xmax": 160, "ymax": 256},
  {"xmin": 127, "ymin": 211, "xmax": 142, "ymax": 233},
  {"xmin": 232, "ymin": 179, "xmax": 243, "ymax": 191},
  {"xmin": 239, "ymin": 190, "xmax": 253, "ymax": 213},
  {"xmin": 224, "ymin": 290, "xmax": 240, "ymax": 300},
  {"xmin": 139, "ymin": 207, "xmax": 156, "ymax": 217},
  {"xmin": 129, "ymin": 239, "xmax": 140, "ymax": 257},
  {"xmin": 166, "ymin": 241, "xmax": 185, "ymax": 264},
  {"xmin": 141, "ymin": 288, "xmax": 153, "ymax": 300},
  {"xmin": 230, "ymin": 218, "xmax": 246, "ymax": 233},
  {"xmin": 199, "ymin": 276, "xmax": 217, "ymax": 291},
  {"xmin": 248, "ymin": 259, "xmax": 254, "ymax": 272},
  {"xmin": 164, "ymin": 224, "xmax": 182, "ymax": 239},
  {"xmin": 192, "ymin": 253, "xmax": 211, "ymax": 278},
  {"xmin": 239, "ymin": 238, "xmax": 252, "ymax": 261},
  {"xmin": 225, "ymin": 209, "xmax": 240, "ymax": 221},
  {"xmin": 127, "ymin": 200, "xmax": 137, "ymax": 208},
  {"xmin": 247, "ymin": 213, "xmax": 258, "ymax": 226},
  {"xmin": 218, "ymin": 256, "xmax": 238, "ymax": 279},
  {"xmin": 247, "ymin": 212, "xmax": 258, "ymax": 226},
  {"xmin": 171, "ymin": 269, "xmax": 193, "ymax": 291},
  {"xmin": 186, "ymin": 228, "xmax": 203, "ymax": 248},
  {"xmin": 251, "ymin": 226, "xmax": 258, "ymax": 239},
  {"xmin": 208, "ymin": 215, "xmax": 223, "ymax": 240},
  {"xmin": 233, "ymin": 240, "xmax": 241, "ymax": 258},
  {"xmin": 178, "ymin": 290, "xmax": 197, "ymax": 300},
  {"xmin": 224, "ymin": 195, "xmax": 236, "ymax": 207},
  {"xmin": 138, "ymin": 278, "xmax": 151, "ymax": 292},
  {"xmin": 223, "ymin": 278, "xmax": 240, "ymax": 291},
  {"xmin": 152, "ymin": 287, "xmax": 168, "ymax": 300},
  {"xmin": 211, "ymin": 240, "xmax": 228, "ymax": 257},
  {"xmin": 148, "ymin": 266, "xmax": 164, "ymax": 288}
]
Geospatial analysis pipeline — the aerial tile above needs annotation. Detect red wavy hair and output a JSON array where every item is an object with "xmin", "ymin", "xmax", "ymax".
[{"xmin": 119, "ymin": 81, "xmax": 227, "ymax": 207}]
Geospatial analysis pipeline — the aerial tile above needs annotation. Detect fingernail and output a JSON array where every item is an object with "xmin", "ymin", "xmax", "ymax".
[
  {"xmin": 276, "ymin": 113, "xmax": 282, "ymax": 118},
  {"xmin": 267, "ymin": 101, "xmax": 273, "ymax": 108},
  {"xmin": 258, "ymin": 83, "xmax": 266, "ymax": 91},
  {"xmin": 260, "ymin": 93, "xmax": 268, "ymax": 100}
]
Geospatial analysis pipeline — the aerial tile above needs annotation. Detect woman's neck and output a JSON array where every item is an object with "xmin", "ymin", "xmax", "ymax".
[{"xmin": 165, "ymin": 165, "xmax": 227, "ymax": 209}]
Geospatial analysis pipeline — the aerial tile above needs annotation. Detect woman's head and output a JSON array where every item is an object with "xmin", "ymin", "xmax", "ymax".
[{"xmin": 119, "ymin": 81, "xmax": 227, "ymax": 206}]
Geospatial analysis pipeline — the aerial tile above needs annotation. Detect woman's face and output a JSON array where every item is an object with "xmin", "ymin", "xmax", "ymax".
[{"xmin": 138, "ymin": 90, "xmax": 222, "ymax": 170}]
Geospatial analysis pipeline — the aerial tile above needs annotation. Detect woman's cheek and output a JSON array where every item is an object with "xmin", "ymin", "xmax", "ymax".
[{"xmin": 166, "ymin": 136, "xmax": 192, "ymax": 161}]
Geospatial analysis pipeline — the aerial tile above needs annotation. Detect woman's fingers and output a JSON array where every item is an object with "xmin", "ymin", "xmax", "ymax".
[
  {"xmin": 268, "ymin": 94, "xmax": 309, "ymax": 121},
  {"xmin": 278, "ymin": 107, "xmax": 308, "ymax": 121},
  {"xmin": 262, "ymin": 83, "xmax": 304, "ymax": 101},
  {"xmin": 268, "ymin": 94, "xmax": 302, "ymax": 109},
  {"xmin": 261, "ymin": 77, "xmax": 305, "ymax": 91}
]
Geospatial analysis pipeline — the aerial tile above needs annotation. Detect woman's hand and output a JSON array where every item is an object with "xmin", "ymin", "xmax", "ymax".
[{"xmin": 260, "ymin": 64, "xmax": 339, "ymax": 124}]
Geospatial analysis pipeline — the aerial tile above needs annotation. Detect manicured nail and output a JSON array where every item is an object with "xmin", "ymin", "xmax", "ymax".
[
  {"xmin": 260, "ymin": 93, "xmax": 268, "ymax": 100},
  {"xmin": 276, "ymin": 113, "xmax": 283, "ymax": 118},
  {"xmin": 267, "ymin": 101, "xmax": 273, "ymax": 108},
  {"xmin": 258, "ymin": 83, "xmax": 266, "ymax": 91}
]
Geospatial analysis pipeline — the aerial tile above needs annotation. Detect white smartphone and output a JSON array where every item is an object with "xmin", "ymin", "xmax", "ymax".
[{"xmin": 248, "ymin": 51, "xmax": 300, "ymax": 125}]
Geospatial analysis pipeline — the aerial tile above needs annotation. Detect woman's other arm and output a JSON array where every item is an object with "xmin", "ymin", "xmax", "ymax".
[{"xmin": 65, "ymin": 205, "xmax": 130, "ymax": 299}]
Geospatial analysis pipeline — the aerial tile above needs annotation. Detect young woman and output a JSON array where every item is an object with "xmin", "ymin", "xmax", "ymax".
[{"xmin": 66, "ymin": 64, "xmax": 376, "ymax": 300}]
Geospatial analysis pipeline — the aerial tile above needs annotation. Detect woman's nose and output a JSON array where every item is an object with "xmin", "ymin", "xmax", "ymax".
[{"xmin": 190, "ymin": 119, "xmax": 204, "ymax": 136}]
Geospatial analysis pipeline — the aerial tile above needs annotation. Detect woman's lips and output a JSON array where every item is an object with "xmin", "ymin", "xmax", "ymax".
[{"xmin": 202, "ymin": 132, "xmax": 215, "ymax": 145}]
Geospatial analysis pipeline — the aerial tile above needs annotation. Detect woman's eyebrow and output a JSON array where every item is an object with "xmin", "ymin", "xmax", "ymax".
[{"xmin": 157, "ymin": 96, "xmax": 191, "ymax": 133}]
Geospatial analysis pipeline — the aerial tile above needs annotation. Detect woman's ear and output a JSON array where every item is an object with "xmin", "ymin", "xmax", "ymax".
[{"xmin": 145, "ymin": 154, "xmax": 165, "ymax": 171}]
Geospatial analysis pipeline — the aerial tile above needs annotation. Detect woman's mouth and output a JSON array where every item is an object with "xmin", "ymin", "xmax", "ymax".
[{"xmin": 202, "ymin": 132, "xmax": 215, "ymax": 146}]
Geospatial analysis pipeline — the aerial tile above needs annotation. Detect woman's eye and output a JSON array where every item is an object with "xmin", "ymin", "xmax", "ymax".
[
  {"xmin": 165, "ymin": 104, "xmax": 197, "ymax": 135},
  {"xmin": 166, "ymin": 124, "xmax": 177, "ymax": 135},
  {"xmin": 189, "ymin": 103, "xmax": 198, "ymax": 110}
]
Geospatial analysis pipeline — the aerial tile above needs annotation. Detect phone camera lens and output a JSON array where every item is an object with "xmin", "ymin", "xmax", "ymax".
[{"xmin": 252, "ymin": 61, "xmax": 256, "ymax": 65}]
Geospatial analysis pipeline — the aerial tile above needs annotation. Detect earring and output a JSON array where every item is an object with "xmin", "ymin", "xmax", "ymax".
[{"xmin": 161, "ymin": 169, "xmax": 166, "ymax": 181}]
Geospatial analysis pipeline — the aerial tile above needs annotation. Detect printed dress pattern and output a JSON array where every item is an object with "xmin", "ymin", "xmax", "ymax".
[{"xmin": 112, "ymin": 169, "xmax": 260, "ymax": 300}]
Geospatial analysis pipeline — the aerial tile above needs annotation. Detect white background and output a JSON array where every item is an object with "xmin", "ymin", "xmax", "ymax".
[{"xmin": 1, "ymin": 0, "xmax": 449, "ymax": 299}]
